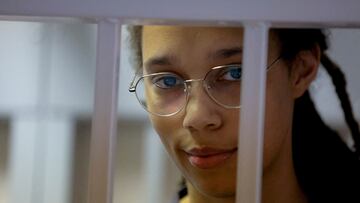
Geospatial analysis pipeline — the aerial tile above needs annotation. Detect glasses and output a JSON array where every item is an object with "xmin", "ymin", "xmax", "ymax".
[{"xmin": 129, "ymin": 57, "xmax": 281, "ymax": 117}]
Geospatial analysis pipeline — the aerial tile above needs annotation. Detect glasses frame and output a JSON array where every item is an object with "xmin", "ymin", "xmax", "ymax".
[{"xmin": 129, "ymin": 55, "xmax": 282, "ymax": 116}]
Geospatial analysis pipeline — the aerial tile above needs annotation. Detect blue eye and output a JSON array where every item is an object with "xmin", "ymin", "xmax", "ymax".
[
  {"xmin": 220, "ymin": 66, "xmax": 242, "ymax": 81},
  {"xmin": 152, "ymin": 74, "xmax": 183, "ymax": 89}
]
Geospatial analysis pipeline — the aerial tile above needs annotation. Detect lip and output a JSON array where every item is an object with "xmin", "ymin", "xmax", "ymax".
[{"xmin": 185, "ymin": 147, "xmax": 237, "ymax": 169}]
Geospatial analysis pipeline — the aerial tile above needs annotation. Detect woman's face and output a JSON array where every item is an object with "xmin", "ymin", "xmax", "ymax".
[{"xmin": 142, "ymin": 26, "xmax": 296, "ymax": 198}]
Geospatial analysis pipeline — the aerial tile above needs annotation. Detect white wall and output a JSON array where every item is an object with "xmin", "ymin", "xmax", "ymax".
[{"xmin": 0, "ymin": 22, "xmax": 42, "ymax": 113}]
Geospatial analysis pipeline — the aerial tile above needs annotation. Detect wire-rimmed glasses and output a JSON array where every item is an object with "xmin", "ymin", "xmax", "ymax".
[{"xmin": 129, "ymin": 57, "xmax": 281, "ymax": 117}]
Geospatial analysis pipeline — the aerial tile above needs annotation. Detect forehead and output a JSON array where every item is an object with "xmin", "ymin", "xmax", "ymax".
[
  {"xmin": 142, "ymin": 26, "xmax": 244, "ymax": 50},
  {"xmin": 142, "ymin": 25, "xmax": 244, "ymax": 41},
  {"xmin": 142, "ymin": 26, "xmax": 244, "ymax": 68}
]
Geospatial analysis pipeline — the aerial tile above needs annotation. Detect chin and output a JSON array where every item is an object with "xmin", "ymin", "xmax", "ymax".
[
  {"xmin": 190, "ymin": 176, "xmax": 236, "ymax": 199},
  {"xmin": 177, "ymin": 152, "xmax": 238, "ymax": 199}
]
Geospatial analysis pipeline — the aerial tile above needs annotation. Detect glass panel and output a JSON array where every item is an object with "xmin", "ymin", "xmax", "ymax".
[
  {"xmin": 2, "ymin": 20, "xmax": 359, "ymax": 203},
  {"xmin": 0, "ymin": 21, "xmax": 97, "ymax": 203}
]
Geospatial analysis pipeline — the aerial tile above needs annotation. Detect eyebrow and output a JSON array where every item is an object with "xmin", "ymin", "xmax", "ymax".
[
  {"xmin": 210, "ymin": 47, "xmax": 243, "ymax": 60},
  {"xmin": 144, "ymin": 55, "xmax": 176, "ymax": 69}
]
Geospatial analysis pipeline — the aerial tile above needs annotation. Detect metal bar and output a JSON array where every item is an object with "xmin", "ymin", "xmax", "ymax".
[
  {"xmin": 87, "ymin": 19, "xmax": 120, "ymax": 203},
  {"xmin": 1, "ymin": 15, "xmax": 360, "ymax": 29},
  {"xmin": 236, "ymin": 23, "xmax": 269, "ymax": 203},
  {"xmin": 1, "ymin": 0, "xmax": 360, "ymax": 26}
]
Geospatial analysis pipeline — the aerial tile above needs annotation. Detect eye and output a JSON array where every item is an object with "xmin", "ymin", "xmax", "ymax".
[
  {"xmin": 152, "ymin": 74, "xmax": 183, "ymax": 89},
  {"xmin": 219, "ymin": 65, "xmax": 242, "ymax": 81}
]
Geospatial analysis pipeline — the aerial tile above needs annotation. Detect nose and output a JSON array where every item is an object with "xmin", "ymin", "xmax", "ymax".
[{"xmin": 182, "ymin": 82, "xmax": 222, "ymax": 132}]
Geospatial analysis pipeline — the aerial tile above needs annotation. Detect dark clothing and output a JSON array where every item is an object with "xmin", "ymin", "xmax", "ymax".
[{"xmin": 293, "ymin": 92, "xmax": 360, "ymax": 203}]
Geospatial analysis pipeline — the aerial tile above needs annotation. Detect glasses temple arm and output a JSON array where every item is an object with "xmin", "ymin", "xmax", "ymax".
[{"xmin": 128, "ymin": 74, "xmax": 138, "ymax": 92}]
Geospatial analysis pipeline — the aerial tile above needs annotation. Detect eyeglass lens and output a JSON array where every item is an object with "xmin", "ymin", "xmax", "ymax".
[{"xmin": 134, "ymin": 65, "xmax": 242, "ymax": 116}]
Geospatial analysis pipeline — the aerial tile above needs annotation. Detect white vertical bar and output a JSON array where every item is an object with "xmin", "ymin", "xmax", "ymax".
[
  {"xmin": 236, "ymin": 23, "xmax": 269, "ymax": 203},
  {"xmin": 88, "ymin": 19, "xmax": 120, "ymax": 203}
]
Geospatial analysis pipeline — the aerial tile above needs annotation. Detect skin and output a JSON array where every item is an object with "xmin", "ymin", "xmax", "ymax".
[{"xmin": 141, "ymin": 26, "xmax": 320, "ymax": 203}]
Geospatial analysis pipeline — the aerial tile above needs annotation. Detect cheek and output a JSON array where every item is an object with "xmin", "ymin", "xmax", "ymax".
[
  {"xmin": 149, "ymin": 116, "xmax": 174, "ymax": 147},
  {"xmin": 148, "ymin": 115, "xmax": 185, "ymax": 154},
  {"xmin": 148, "ymin": 114, "xmax": 198, "ymax": 181}
]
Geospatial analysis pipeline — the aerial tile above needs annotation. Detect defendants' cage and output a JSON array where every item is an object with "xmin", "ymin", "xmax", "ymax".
[{"xmin": 1, "ymin": 1, "xmax": 360, "ymax": 203}]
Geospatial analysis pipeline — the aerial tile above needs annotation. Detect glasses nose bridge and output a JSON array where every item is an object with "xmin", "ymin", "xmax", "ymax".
[
  {"xmin": 184, "ymin": 78, "xmax": 206, "ymax": 93},
  {"xmin": 183, "ymin": 78, "xmax": 214, "ymax": 107}
]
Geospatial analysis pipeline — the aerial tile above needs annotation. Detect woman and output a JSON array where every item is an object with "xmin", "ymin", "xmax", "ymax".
[{"xmin": 128, "ymin": 26, "xmax": 360, "ymax": 203}]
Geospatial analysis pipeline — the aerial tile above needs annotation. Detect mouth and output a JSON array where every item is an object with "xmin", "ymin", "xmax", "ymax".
[{"xmin": 185, "ymin": 147, "xmax": 238, "ymax": 169}]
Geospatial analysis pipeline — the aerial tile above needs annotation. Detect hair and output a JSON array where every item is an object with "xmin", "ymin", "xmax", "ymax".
[
  {"xmin": 127, "ymin": 26, "xmax": 360, "ymax": 202},
  {"xmin": 127, "ymin": 26, "xmax": 143, "ymax": 73},
  {"xmin": 277, "ymin": 29, "xmax": 360, "ymax": 202}
]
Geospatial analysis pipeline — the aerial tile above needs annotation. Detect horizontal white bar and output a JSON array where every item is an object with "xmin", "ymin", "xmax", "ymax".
[
  {"xmin": 236, "ymin": 23, "xmax": 269, "ymax": 203},
  {"xmin": 0, "ymin": 15, "xmax": 95, "ymax": 24},
  {"xmin": 0, "ymin": 0, "xmax": 360, "ymax": 27}
]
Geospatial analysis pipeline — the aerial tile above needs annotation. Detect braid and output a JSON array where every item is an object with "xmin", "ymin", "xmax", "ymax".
[
  {"xmin": 276, "ymin": 28, "xmax": 360, "ymax": 202},
  {"xmin": 275, "ymin": 29, "xmax": 360, "ymax": 157},
  {"xmin": 321, "ymin": 54, "xmax": 360, "ymax": 158}
]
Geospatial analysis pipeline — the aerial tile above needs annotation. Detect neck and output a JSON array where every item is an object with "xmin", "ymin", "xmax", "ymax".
[{"xmin": 261, "ymin": 134, "xmax": 307, "ymax": 203}]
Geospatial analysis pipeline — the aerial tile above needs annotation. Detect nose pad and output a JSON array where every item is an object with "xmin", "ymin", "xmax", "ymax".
[
  {"xmin": 182, "ymin": 80, "xmax": 222, "ymax": 131},
  {"xmin": 183, "ymin": 81, "xmax": 192, "ymax": 93},
  {"xmin": 184, "ymin": 79, "xmax": 211, "ymax": 98}
]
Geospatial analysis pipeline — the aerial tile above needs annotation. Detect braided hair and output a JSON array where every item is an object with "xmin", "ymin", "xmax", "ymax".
[{"xmin": 275, "ymin": 29, "xmax": 360, "ymax": 202}]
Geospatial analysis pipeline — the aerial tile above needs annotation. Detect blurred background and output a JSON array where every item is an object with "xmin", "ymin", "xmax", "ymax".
[{"xmin": 0, "ymin": 21, "xmax": 359, "ymax": 203}]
